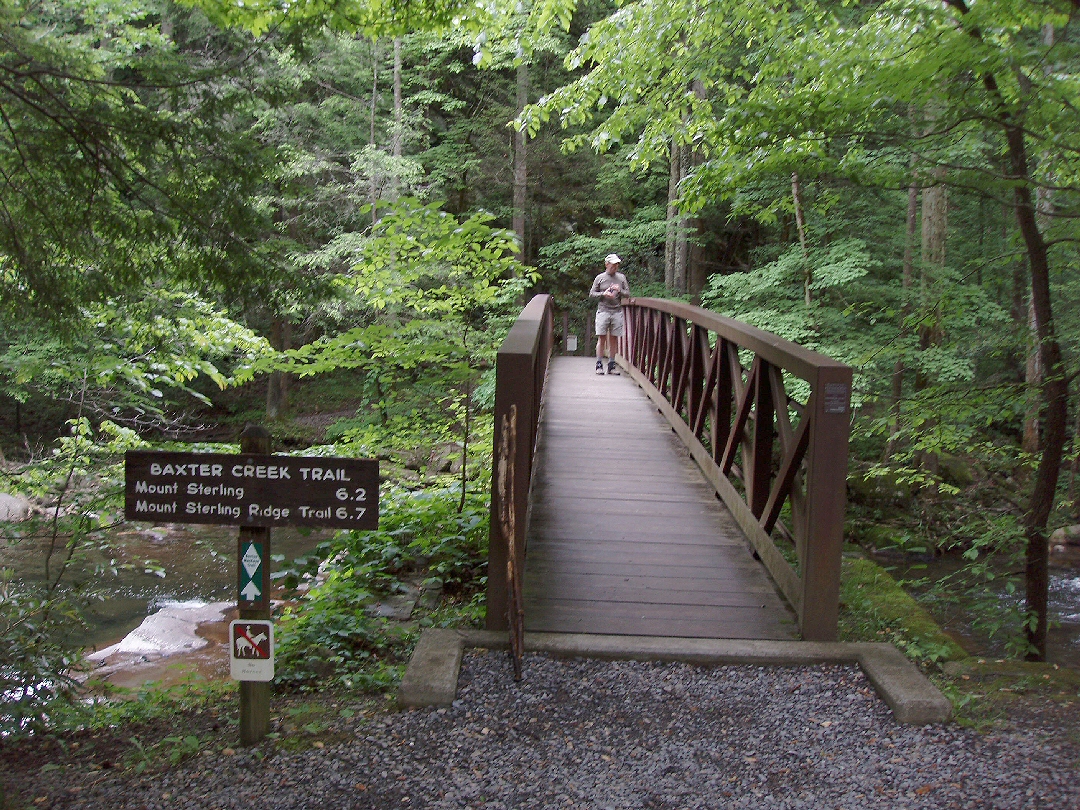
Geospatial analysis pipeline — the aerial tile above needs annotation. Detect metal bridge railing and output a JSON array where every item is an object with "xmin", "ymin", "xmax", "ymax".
[{"xmin": 620, "ymin": 298, "xmax": 853, "ymax": 641}]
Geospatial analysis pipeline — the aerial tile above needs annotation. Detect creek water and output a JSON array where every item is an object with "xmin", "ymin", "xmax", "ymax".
[
  {"xmin": 7, "ymin": 521, "xmax": 1080, "ymax": 672},
  {"xmin": 879, "ymin": 544, "xmax": 1080, "ymax": 668},
  {"xmin": 2, "ymin": 522, "xmax": 334, "ymax": 652}
]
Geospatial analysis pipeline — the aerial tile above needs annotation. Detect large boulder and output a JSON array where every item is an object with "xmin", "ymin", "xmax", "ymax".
[
  {"xmin": 428, "ymin": 442, "xmax": 464, "ymax": 475},
  {"xmin": 1049, "ymin": 525, "xmax": 1080, "ymax": 547},
  {"xmin": 938, "ymin": 453, "xmax": 976, "ymax": 488},
  {"xmin": 0, "ymin": 493, "xmax": 30, "ymax": 521}
]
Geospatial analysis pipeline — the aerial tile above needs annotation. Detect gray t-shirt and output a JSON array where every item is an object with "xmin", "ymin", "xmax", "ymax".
[{"xmin": 590, "ymin": 271, "xmax": 630, "ymax": 313}]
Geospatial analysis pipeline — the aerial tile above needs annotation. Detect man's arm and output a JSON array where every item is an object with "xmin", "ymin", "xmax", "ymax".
[{"xmin": 589, "ymin": 274, "xmax": 604, "ymax": 298}]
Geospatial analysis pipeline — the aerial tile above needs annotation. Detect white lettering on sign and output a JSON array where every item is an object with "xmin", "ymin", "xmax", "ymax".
[
  {"xmin": 299, "ymin": 467, "xmax": 352, "ymax": 482},
  {"xmin": 186, "ymin": 482, "xmax": 244, "ymax": 499},
  {"xmin": 335, "ymin": 487, "xmax": 367, "ymax": 502},
  {"xmin": 185, "ymin": 502, "xmax": 241, "ymax": 519},
  {"xmin": 148, "ymin": 463, "xmax": 224, "ymax": 477},
  {"xmin": 134, "ymin": 500, "xmax": 177, "ymax": 514},
  {"xmin": 230, "ymin": 465, "xmax": 292, "ymax": 480},
  {"xmin": 134, "ymin": 480, "xmax": 178, "ymax": 495},
  {"xmin": 247, "ymin": 504, "xmax": 290, "ymax": 520}
]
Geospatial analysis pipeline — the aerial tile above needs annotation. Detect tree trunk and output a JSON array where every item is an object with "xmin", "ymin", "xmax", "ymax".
[
  {"xmin": 792, "ymin": 172, "xmax": 810, "ymax": 306},
  {"xmin": 685, "ymin": 80, "xmax": 708, "ymax": 300},
  {"xmin": 1022, "ymin": 23, "xmax": 1056, "ymax": 458},
  {"xmin": 392, "ymin": 38, "xmax": 402, "ymax": 160},
  {"xmin": 1006, "ymin": 121, "xmax": 1065, "ymax": 662},
  {"xmin": 673, "ymin": 144, "xmax": 690, "ymax": 293},
  {"xmin": 513, "ymin": 62, "xmax": 528, "ymax": 265},
  {"xmin": 266, "ymin": 319, "xmax": 292, "ymax": 420},
  {"xmin": 370, "ymin": 38, "xmax": 379, "ymax": 225},
  {"xmin": 1022, "ymin": 296, "xmax": 1043, "ymax": 454},
  {"xmin": 945, "ymin": 0, "xmax": 1063, "ymax": 660},
  {"xmin": 687, "ymin": 223, "xmax": 707, "ymax": 300},
  {"xmin": 665, "ymin": 140, "xmax": 680, "ymax": 290},
  {"xmin": 915, "ymin": 166, "xmax": 946, "ymax": 479},
  {"xmin": 885, "ymin": 178, "xmax": 919, "ymax": 461}
]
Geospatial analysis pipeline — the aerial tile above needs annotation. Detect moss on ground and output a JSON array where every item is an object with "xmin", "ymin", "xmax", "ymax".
[
  {"xmin": 837, "ymin": 555, "xmax": 1080, "ymax": 735},
  {"xmin": 938, "ymin": 658, "xmax": 1080, "ymax": 732},
  {"xmin": 838, "ymin": 556, "xmax": 968, "ymax": 667}
]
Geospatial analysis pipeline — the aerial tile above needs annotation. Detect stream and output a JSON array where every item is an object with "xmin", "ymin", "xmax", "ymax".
[
  {"xmin": 2, "ymin": 521, "xmax": 335, "ymax": 687},
  {"xmin": 6, "ymin": 520, "xmax": 1080, "ymax": 685},
  {"xmin": 879, "ymin": 544, "xmax": 1080, "ymax": 667}
]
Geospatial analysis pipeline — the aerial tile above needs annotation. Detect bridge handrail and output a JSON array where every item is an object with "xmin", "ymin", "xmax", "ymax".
[
  {"xmin": 485, "ymin": 294, "xmax": 554, "ymax": 668},
  {"xmin": 621, "ymin": 297, "xmax": 853, "ymax": 641}
]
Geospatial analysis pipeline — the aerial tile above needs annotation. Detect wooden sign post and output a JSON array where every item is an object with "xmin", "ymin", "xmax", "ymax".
[
  {"xmin": 123, "ymin": 428, "xmax": 379, "ymax": 747},
  {"xmin": 238, "ymin": 425, "xmax": 272, "ymax": 745}
]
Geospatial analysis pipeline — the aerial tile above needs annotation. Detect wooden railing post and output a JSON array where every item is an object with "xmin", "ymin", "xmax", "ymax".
[{"xmin": 799, "ymin": 366, "xmax": 852, "ymax": 641}]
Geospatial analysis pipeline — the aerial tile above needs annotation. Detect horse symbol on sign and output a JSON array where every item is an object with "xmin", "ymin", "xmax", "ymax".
[
  {"xmin": 233, "ymin": 623, "xmax": 271, "ymax": 659},
  {"xmin": 229, "ymin": 619, "xmax": 274, "ymax": 681}
]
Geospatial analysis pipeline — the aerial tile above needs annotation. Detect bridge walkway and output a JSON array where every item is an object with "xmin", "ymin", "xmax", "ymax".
[{"xmin": 522, "ymin": 356, "xmax": 798, "ymax": 639}]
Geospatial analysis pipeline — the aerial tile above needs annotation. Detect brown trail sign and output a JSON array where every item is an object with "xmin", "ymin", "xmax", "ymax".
[
  {"xmin": 123, "ymin": 436, "xmax": 380, "ymax": 746},
  {"xmin": 124, "ymin": 450, "xmax": 378, "ymax": 529}
]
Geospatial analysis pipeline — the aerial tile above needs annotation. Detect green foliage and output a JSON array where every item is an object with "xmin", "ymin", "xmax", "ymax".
[
  {"xmin": 274, "ymin": 481, "xmax": 489, "ymax": 688},
  {"xmin": 538, "ymin": 206, "xmax": 667, "ymax": 280},
  {"xmin": 45, "ymin": 675, "xmax": 236, "ymax": 739},
  {"xmin": 839, "ymin": 557, "xmax": 968, "ymax": 669},
  {"xmin": 0, "ymin": 570, "xmax": 85, "ymax": 735},
  {"xmin": 702, "ymin": 238, "xmax": 876, "ymax": 350},
  {"xmin": 1, "ymin": 0, "xmax": 283, "ymax": 315},
  {"xmin": 913, "ymin": 515, "xmax": 1039, "ymax": 660},
  {"xmin": 127, "ymin": 733, "xmax": 203, "ymax": 772},
  {"xmin": 259, "ymin": 199, "xmax": 529, "ymax": 381},
  {"xmin": 1, "ymin": 291, "xmax": 272, "ymax": 426}
]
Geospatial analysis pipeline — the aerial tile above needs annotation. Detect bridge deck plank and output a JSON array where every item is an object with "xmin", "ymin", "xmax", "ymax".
[{"xmin": 523, "ymin": 355, "xmax": 798, "ymax": 640}]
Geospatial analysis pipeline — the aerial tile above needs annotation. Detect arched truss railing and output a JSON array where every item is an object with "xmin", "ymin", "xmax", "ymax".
[{"xmin": 620, "ymin": 298, "xmax": 853, "ymax": 641}]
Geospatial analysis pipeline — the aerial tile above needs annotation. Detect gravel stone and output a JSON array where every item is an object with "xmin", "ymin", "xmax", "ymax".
[{"xmin": 48, "ymin": 651, "xmax": 1080, "ymax": 809}]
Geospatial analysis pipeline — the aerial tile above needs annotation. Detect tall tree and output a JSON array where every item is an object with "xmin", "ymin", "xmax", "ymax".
[
  {"xmin": 513, "ymin": 62, "xmax": 529, "ymax": 263},
  {"xmin": 1, "ymin": 0, "xmax": 281, "ymax": 316}
]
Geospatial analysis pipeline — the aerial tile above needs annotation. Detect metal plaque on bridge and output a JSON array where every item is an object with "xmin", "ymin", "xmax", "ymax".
[{"xmin": 125, "ymin": 450, "xmax": 378, "ymax": 529}]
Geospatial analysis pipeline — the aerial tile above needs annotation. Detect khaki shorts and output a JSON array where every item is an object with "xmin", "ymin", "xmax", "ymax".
[{"xmin": 595, "ymin": 308, "xmax": 625, "ymax": 337}]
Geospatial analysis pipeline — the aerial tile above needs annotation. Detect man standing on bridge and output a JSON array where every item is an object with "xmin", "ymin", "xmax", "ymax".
[{"xmin": 590, "ymin": 253, "xmax": 630, "ymax": 375}]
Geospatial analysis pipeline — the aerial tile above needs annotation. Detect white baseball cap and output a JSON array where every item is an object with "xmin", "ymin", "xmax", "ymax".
[{"xmin": 605, "ymin": 254, "xmax": 622, "ymax": 264}]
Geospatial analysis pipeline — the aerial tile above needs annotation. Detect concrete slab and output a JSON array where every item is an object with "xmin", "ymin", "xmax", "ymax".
[
  {"xmin": 397, "ymin": 628, "xmax": 463, "ymax": 708},
  {"xmin": 854, "ymin": 642, "xmax": 954, "ymax": 725},
  {"xmin": 398, "ymin": 629, "xmax": 952, "ymax": 725}
]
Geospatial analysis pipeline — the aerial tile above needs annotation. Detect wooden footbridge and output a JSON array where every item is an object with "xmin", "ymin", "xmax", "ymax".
[{"xmin": 486, "ymin": 295, "xmax": 852, "ymax": 665}]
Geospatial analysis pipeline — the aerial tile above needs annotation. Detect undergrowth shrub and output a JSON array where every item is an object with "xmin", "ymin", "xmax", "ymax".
[{"xmin": 274, "ymin": 482, "xmax": 489, "ymax": 689}]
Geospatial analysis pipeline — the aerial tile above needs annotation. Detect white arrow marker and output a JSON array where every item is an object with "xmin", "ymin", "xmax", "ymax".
[
  {"xmin": 241, "ymin": 544, "xmax": 261, "ymax": 578},
  {"xmin": 240, "ymin": 580, "xmax": 261, "ymax": 601}
]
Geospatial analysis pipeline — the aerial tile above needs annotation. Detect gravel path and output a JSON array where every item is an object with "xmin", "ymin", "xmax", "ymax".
[{"xmin": 51, "ymin": 651, "xmax": 1079, "ymax": 809}]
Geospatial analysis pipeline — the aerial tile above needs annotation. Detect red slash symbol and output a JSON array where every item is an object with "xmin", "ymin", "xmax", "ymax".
[{"xmin": 234, "ymin": 624, "xmax": 270, "ymax": 659}]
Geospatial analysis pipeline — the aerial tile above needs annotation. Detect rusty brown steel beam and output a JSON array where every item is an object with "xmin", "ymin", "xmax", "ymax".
[
  {"xmin": 721, "ymin": 356, "xmax": 759, "ymax": 477},
  {"xmin": 629, "ymin": 298, "xmax": 849, "ymax": 382},
  {"xmin": 750, "ymin": 358, "xmax": 775, "ymax": 519}
]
